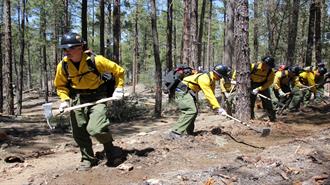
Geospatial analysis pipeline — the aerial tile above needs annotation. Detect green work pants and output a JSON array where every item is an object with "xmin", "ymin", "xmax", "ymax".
[
  {"xmin": 70, "ymin": 94, "xmax": 113, "ymax": 163},
  {"xmin": 251, "ymin": 85, "xmax": 276, "ymax": 121},
  {"xmin": 288, "ymin": 86, "xmax": 304, "ymax": 111},
  {"xmin": 172, "ymin": 91, "xmax": 198, "ymax": 135},
  {"xmin": 314, "ymin": 86, "xmax": 324, "ymax": 104}
]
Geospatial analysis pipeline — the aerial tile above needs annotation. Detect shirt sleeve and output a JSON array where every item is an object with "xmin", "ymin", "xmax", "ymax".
[
  {"xmin": 54, "ymin": 61, "xmax": 71, "ymax": 101},
  {"xmin": 198, "ymin": 74, "xmax": 220, "ymax": 110}
]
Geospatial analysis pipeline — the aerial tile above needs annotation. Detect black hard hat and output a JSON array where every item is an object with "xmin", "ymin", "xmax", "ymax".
[
  {"xmin": 262, "ymin": 55, "xmax": 275, "ymax": 68},
  {"xmin": 318, "ymin": 67, "xmax": 327, "ymax": 76},
  {"xmin": 289, "ymin": 66, "xmax": 303, "ymax": 76},
  {"xmin": 213, "ymin": 64, "xmax": 231, "ymax": 78},
  {"xmin": 59, "ymin": 32, "xmax": 85, "ymax": 49},
  {"xmin": 317, "ymin": 62, "xmax": 325, "ymax": 68}
]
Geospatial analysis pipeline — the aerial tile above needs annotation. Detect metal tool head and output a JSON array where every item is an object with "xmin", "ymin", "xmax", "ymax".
[
  {"xmin": 260, "ymin": 128, "xmax": 271, "ymax": 137},
  {"xmin": 42, "ymin": 103, "xmax": 55, "ymax": 130}
]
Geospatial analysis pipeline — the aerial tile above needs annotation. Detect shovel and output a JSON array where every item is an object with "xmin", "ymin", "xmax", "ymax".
[
  {"xmin": 223, "ymin": 113, "xmax": 271, "ymax": 137},
  {"xmin": 42, "ymin": 96, "xmax": 124, "ymax": 129}
]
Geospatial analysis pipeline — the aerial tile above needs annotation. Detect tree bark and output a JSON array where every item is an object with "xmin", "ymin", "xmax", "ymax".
[
  {"xmin": 305, "ymin": 0, "xmax": 316, "ymax": 67},
  {"xmin": 150, "ymin": 0, "xmax": 162, "ymax": 118},
  {"xmin": 132, "ymin": 3, "xmax": 139, "ymax": 94},
  {"xmin": 197, "ymin": 0, "xmax": 206, "ymax": 67},
  {"xmin": 182, "ymin": 0, "xmax": 191, "ymax": 65},
  {"xmin": 286, "ymin": 0, "xmax": 300, "ymax": 66},
  {"xmin": 17, "ymin": 0, "xmax": 26, "ymax": 115},
  {"xmin": 0, "ymin": 18, "xmax": 3, "ymax": 112},
  {"xmin": 166, "ymin": 0, "xmax": 175, "ymax": 101},
  {"xmin": 234, "ymin": 0, "xmax": 250, "ymax": 122},
  {"xmin": 3, "ymin": 0, "xmax": 14, "ymax": 115},
  {"xmin": 206, "ymin": 0, "xmax": 213, "ymax": 70},
  {"xmin": 253, "ymin": 0, "xmax": 259, "ymax": 63},
  {"xmin": 223, "ymin": 0, "xmax": 235, "ymax": 67},
  {"xmin": 106, "ymin": 1, "xmax": 112, "ymax": 59},
  {"xmin": 100, "ymin": 0, "xmax": 105, "ymax": 55},
  {"xmin": 190, "ymin": 0, "xmax": 198, "ymax": 67},
  {"xmin": 314, "ymin": 0, "xmax": 322, "ymax": 64},
  {"xmin": 113, "ymin": 0, "xmax": 121, "ymax": 63},
  {"xmin": 63, "ymin": 0, "xmax": 69, "ymax": 32},
  {"xmin": 41, "ymin": 3, "xmax": 48, "ymax": 102},
  {"xmin": 81, "ymin": 0, "xmax": 88, "ymax": 48}
]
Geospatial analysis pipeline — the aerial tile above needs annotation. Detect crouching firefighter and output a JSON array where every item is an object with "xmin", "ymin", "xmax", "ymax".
[
  {"xmin": 169, "ymin": 64, "xmax": 231, "ymax": 139},
  {"xmin": 54, "ymin": 32, "xmax": 125, "ymax": 171}
]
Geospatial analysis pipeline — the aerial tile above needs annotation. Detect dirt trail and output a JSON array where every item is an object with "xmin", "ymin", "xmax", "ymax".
[{"xmin": 0, "ymin": 91, "xmax": 330, "ymax": 185}]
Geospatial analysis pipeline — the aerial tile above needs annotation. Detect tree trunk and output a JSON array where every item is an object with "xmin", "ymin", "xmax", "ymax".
[
  {"xmin": 82, "ymin": 0, "xmax": 88, "ymax": 48},
  {"xmin": 3, "ymin": 0, "xmax": 14, "ymax": 115},
  {"xmin": 17, "ymin": 0, "xmax": 26, "ymax": 115},
  {"xmin": 253, "ymin": 0, "xmax": 259, "ymax": 63},
  {"xmin": 266, "ymin": 0, "xmax": 275, "ymax": 55},
  {"xmin": 197, "ymin": 0, "xmax": 206, "ymax": 67},
  {"xmin": 305, "ymin": 0, "xmax": 316, "ymax": 67},
  {"xmin": 26, "ymin": 14, "xmax": 32, "ymax": 89},
  {"xmin": 113, "ymin": 0, "xmax": 121, "ymax": 64},
  {"xmin": 0, "ymin": 21, "xmax": 3, "ymax": 112},
  {"xmin": 286, "ymin": 0, "xmax": 300, "ymax": 66},
  {"xmin": 132, "ymin": 3, "xmax": 139, "ymax": 94},
  {"xmin": 106, "ymin": 1, "xmax": 112, "ymax": 59},
  {"xmin": 63, "ymin": 0, "xmax": 69, "ymax": 32},
  {"xmin": 150, "ymin": 0, "xmax": 162, "ymax": 118},
  {"xmin": 314, "ymin": 0, "xmax": 321, "ymax": 64},
  {"xmin": 100, "ymin": 0, "xmax": 105, "ymax": 55},
  {"xmin": 166, "ymin": 0, "xmax": 174, "ymax": 101},
  {"xmin": 190, "ymin": 0, "xmax": 198, "ymax": 67},
  {"xmin": 41, "ymin": 4, "xmax": 48, "ymax": 102},
  {"xmin": 182, "ymin": 0, "xmax": 191, "ymax": 65},
  {"xmin": 223, "ymin": 0, "xmax": 235, "ymax": 67},
  {"xmin": 234, "ymin": 0, "xmax": 250, "ymax": 122},
  {"xmin": 206, "ymin": 0, "xmax": 213, "ymax": 70}
]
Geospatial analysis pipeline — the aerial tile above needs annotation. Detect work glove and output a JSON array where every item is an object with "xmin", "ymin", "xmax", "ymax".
[
  {"xmin": 223, "ymin": 92, "xmax": 230, "ymax": 98},
  {"xmin": 278, "ymin": 90, "xmax": 286, "ymax": 98},
  {"xmin": 59, "ymin": 101, "xmax": 69, "ymax": 113},
  {"xmin": 112, "ymin": 87, "xmax": 124, "ymax": 99},
  {"xmin": 252, "ymin": 88, "xmax": 259, "ymax": 95},
  {"xmin": 217, "ymin": 108, "xmax": 227, "ymax": 116}
]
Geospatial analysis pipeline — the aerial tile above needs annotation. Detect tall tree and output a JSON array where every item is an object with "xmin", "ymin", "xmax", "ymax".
[
  {"xmin": 150, "ymin": 0, "xmax": 162, "ymax": 118},
  {"xmin": 314, "ymin": 0, "xmax": 322, "ymax": 64},
  {"xmin": 305, "ymin": 0, "xmax": 316, "ymax": 66},
  {"xmin": 106, "ymin": 1, "xmax": 112, "ymax": 59},
  {"xmin": 190, "ymin": 0, "xmax": 198, "ymax": 67},
  {"xmin": 132, "ymin": 1, "xmax": 139, "ymax": 94},
  {"xmin": 234, "ymin": 0, "xmax": 250, "ymax": 122},
  {"xmin": 41, "ymin": 1, "xmax": 49, "ymax": 102},
  {"xmin": 286, "ymin": 0, "xmax": 300, "ymax": 66},
  {"xmin": 182, "ymin": 0, "xmax": 191, "ymax": 65},
  {"xmin": 223, "ymin": 0, "xmax": 235, "ymax": 67},
  {"xmin": 100, "ymin": 0, "xmax": 105, "ymax": 55},
  {"xmin": 266, "ymin": 0, "xmax": 275, "ymax": 55},
  {"xmin": 206, "ymin": 0, "xmax": 213, "ymax": 70},
  {"xmin": 252, "ymin": 0, "xmax": 259, "ymax": 62},
  {"xmin": 166, "ymin": 0, "xmax": 175, "ymax": 101},
  {"xmin": 82, "ymin": 0, "xmax": 88, "ymax": 48},
  {"xmin": 3, "ymin": 0, "xmax": 14, "ymax": 115},
  {"xmin": 113, "ymin": 0, "xmax": 121, "ymax": 63},
  {"xmin": 166, "ymin": 0, "xmax": 173, "ymax": 71},
  {"xmin": 0, "ymin": 0, "xmax": 3, "ymax": 113},
  {"xmin": 63, "ymin": 0, "xmax": 69, "ymax": 32},
  {"xmin": 197, "ymin": 0, "xmax": 206, "ymax": 67},
  {"xmin": 17, "ymin": 0, "xmax": 26, "ymax": 115}
]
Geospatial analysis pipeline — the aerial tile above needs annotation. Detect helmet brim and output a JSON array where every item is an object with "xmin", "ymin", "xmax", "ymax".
[{"xmin": 58, "ymin": 43, "xmax": 83, "ymax": 49}]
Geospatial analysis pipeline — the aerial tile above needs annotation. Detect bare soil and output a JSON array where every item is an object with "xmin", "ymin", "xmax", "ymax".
[{"xmin": 0, "ymin": 87, "xmax": 329, "ymax": 185}]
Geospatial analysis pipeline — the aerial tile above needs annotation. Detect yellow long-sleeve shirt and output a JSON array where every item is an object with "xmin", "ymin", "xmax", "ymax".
[
  {"xmin": 251, "ymin": 63, "xmax": 275, "ymax": 91},
  {"xmin": 54, "ymin": 53, "xmax": 125, "ymax": 101},
  {"xmin": 182, "ymin": 72, "xmax": 220, "ymax": 110},
  {"xmin": 220, "ymin": 70, "xmax": 236, "ymax": 93},
  {"xmin": 299, "ymin": 71, "xmax": 316, "ymax": 93}
]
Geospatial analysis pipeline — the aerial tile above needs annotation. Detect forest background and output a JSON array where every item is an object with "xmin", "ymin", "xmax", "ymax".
[{"xmin": 1, "ymin": 0, "xmax": 330, "ymax": 120}]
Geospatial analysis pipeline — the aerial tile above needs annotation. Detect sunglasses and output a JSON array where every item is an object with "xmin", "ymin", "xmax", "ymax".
[{"xmin": 63, "ymin": 45, "xmax": 81, "ymax": 52}]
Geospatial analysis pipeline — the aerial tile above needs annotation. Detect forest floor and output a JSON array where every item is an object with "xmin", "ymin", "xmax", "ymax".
[{"xmin": 0, "ymin": 85, "xmax": 330, "ymax": 185}]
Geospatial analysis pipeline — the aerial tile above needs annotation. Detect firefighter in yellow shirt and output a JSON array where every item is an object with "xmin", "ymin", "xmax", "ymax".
[
  {"xmin": 54, "ymin": 32, "xmax": 125, "ymax": 171},
  {"xmin": 272, "ymin": 66, "xmax": 302, "ymax": 106},
  {"xmin": 219, "ymin": 69, "xmax": 236, "ymax": 115},
  {"xmin": 169, "ymin": 64, "xmax": 231, "ymax": 139},
  {"xmin": 250, "ymin": 56, "xmax": 276, "ymax": 122}
]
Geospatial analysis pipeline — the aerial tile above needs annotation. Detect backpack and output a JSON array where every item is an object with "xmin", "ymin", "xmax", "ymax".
[
  {"xmin": 62, "ymin": 53, "xmax": 116, "ymax": 97},
  {"xmin": 251, "ymin": 63, "xmax": 272, "ymax": 85},
  {"xmin": 162, "ymin": 64, "xmax": 193, "ymax": 94}
]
